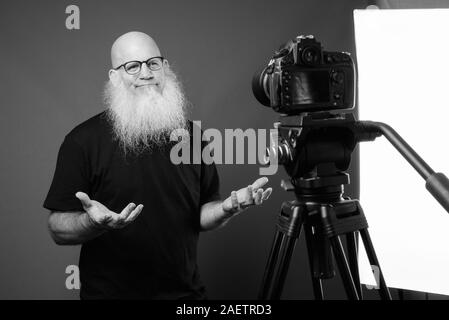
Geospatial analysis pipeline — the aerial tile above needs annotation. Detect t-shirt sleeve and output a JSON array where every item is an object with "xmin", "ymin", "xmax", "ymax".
[
  {"xmin": 199, "ymin": 141, "xmax": 221, "ymax": 206},
  {"xmin": 43, "ymin": 135, "xmax": 90, "ymax": 212}
]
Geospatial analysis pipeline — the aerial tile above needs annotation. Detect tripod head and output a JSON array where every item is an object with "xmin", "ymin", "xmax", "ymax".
[
  {"xmin": 267, "ymin": 112, "xmax": 373, "ymax": 204},
  {"xmin": 266, "ymin": 111, "xmax": 449, "ymax": 214}
]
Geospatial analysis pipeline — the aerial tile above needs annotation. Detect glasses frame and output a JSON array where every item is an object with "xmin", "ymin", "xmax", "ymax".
[{"xmin": 114, "ymin": 56, "xmax": 165, "ymax": 75}]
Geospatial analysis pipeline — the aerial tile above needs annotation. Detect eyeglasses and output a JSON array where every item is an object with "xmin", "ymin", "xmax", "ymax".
[{"xmin": 114, "ymin": 56, "xmax": 165, "ymax": 75}]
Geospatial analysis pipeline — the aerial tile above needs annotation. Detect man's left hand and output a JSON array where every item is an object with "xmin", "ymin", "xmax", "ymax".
[{"xmin": 222, "ymin": 177, "xmax": 272, "ymax": 216}]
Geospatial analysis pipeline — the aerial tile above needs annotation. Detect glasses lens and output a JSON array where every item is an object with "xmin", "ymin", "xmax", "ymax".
[
  {"xmin": 147, "ymin": 58, "xmax": 163, "ymax": 71},
  {"xmin": 125, "ymin": 61, "xmax": 141, "ymax": 74}
]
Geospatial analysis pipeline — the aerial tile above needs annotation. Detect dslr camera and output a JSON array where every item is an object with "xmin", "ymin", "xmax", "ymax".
[{"xmin": 252, "ymin": 35, "xmax": 356, "ymax": 115}]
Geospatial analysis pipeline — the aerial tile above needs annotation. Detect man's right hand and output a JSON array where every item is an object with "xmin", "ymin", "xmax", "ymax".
[{"xmin": 75, "ymin": 192, "xmax": 144, "ymax": 230}]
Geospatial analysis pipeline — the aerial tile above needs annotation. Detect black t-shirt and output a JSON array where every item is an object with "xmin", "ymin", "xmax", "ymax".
[{"xmin": 43, "ymin": 112, "xmax": 221, "ymax": 299}]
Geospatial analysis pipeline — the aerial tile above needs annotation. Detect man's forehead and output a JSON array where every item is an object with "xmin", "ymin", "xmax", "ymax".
[{"xmin": 111, "ymin": 32, "xmax": 161, "ymax": 67}]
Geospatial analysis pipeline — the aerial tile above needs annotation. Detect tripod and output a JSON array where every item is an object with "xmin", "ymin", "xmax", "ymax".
[
  {"xmin": 258, "ymin": 172, "xmax": 391, "ymax": 300},
  {"xmin": 258, "ymin": 112, "xmax": 449, "ymax": 300}
]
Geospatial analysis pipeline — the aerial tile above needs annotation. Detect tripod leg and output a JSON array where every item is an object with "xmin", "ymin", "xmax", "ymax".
[
  {"xmin": 359, "ymin": 229, "xmax": 392, "ymax": 300},
  {"xmin": 259, "ymin": 202, "xmax": 304, "ymax": 300},
  {"xmin": 304, "ymin": 225, "xmax": 324, "ymax": 300},
  {"xmin": 259, "ymin": 230, "xmax": 284, "ymax": 299},
  {"xmin": 346, "ymin": 232, "xmax": 363, "ymax": 299},
  {"xmin": 270, "ymin": 233, "xmax": 300, "ymax": 299},
  {"xmin": 329, "ymin": 235, "xmax": 360, "ymax": 300}
]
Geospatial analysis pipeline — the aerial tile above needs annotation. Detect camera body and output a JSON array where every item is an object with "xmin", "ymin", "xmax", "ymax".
[{"xmin": 252, "ymin": 35, "xmax": 356, "ymax": 115}]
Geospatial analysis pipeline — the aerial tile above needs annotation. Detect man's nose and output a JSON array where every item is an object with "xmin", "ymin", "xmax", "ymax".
[{"xmin": 139, "ymin": 63, "xmax": 154, "ymax": 79}]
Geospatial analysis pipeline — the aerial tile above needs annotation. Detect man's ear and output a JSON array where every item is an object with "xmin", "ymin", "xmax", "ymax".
[
  {"xmin": 163, "ymin": 59, "xmax": 170, "ymax": 70},
  {"xmin": 108, "ymin": 69, "xmax": 120, "ymax": 86}
]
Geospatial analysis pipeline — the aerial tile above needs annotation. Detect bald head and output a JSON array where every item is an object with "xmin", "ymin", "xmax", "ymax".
[{"xmin": 111, "ymin": 31, "xmax": 161, "ymax": 68}]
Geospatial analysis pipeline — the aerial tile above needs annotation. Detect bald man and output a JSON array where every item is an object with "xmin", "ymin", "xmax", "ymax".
[{"xmin": 44, "ymin": 31, "xmax": 272, "ymax": 300}]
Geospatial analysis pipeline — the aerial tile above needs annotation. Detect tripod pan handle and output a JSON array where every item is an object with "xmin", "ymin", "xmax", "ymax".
[{"xmin": 426, "ymin": 172, "xmax": 449, "ymax": 214}]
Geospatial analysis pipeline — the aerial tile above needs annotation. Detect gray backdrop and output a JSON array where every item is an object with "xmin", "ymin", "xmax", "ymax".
[{"xmin": 0, "ymin": 0, "xmax": 366, "ymax": 299}]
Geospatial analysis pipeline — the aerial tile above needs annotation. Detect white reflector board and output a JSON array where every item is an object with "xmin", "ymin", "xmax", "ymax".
[{"xmin": 354, "ymin": 8, "xmax": 449, "ymax": 295}]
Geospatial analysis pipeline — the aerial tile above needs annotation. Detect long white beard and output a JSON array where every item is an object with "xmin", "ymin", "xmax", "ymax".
[{"xmin": 104, "ymin": 68, "xmax": 188, "ymax": 154}]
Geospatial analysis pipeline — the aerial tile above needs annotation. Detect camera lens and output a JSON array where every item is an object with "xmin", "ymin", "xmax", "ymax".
[{"xmin": 252, "ymin": 66, "xmax": 272, "ymax": 107}]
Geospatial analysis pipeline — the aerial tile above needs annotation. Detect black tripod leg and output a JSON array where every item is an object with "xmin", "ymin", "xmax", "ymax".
[
  {"xmin": 329, "ymin": 236, "xmax": 360, "ymax": 300},
  {"xmin": 259, "ymin": 230, "xmax": 284, "ymax": 299},
  {"xmin": 304, "ymin": 225, "xmax": 324, "ymax": 300},
  {"xmin": 270, "ymin": 233, "xmax": 300, "ymax": 300},
  {"xmin": 359, "ymin": 229, "xmax": 392, "ymax": 300},
  {"xmin": 346, "ymin": 232, "xmax": 363, "ymax": 299}
]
